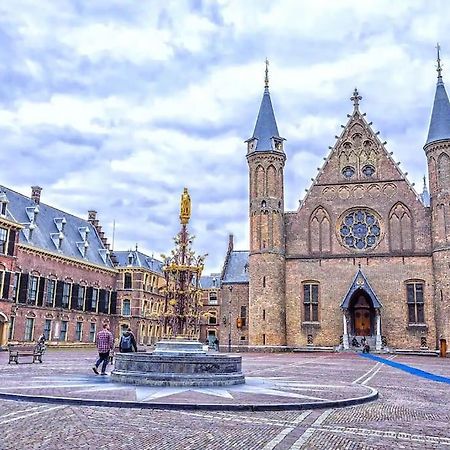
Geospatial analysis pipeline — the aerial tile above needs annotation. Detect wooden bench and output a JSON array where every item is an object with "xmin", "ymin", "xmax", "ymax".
[{"xmin": 8, "ymin": 344, "xmax": 44, "ymax": 364}]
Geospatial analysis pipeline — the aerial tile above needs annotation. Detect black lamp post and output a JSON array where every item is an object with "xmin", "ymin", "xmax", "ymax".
[{"xmin": 228, "ymin": 285, "xmax": 233, "ymax": 352}]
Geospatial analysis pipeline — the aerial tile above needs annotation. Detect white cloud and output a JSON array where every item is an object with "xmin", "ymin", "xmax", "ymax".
[{"xmin": 0, "ymin": 0, "xmax": 448, "ymax": 272}]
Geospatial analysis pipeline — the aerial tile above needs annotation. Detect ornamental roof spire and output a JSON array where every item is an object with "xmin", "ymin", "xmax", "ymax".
[
  {"xmin": 264, "ymin": 57, "xmax": 269, "ymax": 90},
  {"xmin": 425, "ymin": 44, "xmax": 450, "ymax": 146},
  {"xmin": 350, "ymin": 88, "xmax": 362, "ymax": 111}
]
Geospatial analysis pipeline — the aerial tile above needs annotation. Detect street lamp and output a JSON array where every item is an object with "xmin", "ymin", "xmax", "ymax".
[{"xmin": 228, "ymin": 285, "xmax": 233, "ymax": 352}]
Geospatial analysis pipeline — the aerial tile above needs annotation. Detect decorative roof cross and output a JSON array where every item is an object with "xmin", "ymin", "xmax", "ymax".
[
  {"xmin": 264, "ymin": 58, "xmax": 269, "ymax": 89},
  {"xmin": 437, "ymin": 42, "xmax": 443, "ymax": 80},
  {"xmin": 351, "ymin": 88, "xmax": 362, "ymax": 110}
]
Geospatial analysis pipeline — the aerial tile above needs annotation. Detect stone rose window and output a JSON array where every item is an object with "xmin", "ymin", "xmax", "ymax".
[
  {"xmin": 342, "ymin": 166, "xmax": 355, "ymax": 179},
  {"xmin": 339, "ymin": 209, "xmax": 382, "ymax": 250}
]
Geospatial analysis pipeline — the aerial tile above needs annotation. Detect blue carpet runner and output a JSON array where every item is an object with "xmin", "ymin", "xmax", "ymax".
[{"xmin": 360, "ymin": 353, "xmax": 450, "ymax": 384}]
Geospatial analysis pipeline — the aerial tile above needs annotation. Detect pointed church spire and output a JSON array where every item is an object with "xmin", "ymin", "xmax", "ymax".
[
  {"xmin": 421, "ymin": 175, "xmax": 430, "ymax": 207},
  {"xmin": 426, "ymin": 44, "xmax": 450, "ymax": 145},
  {"xmin": 247, "ymin": 60, "xmax": 284, "ymax": 152}
]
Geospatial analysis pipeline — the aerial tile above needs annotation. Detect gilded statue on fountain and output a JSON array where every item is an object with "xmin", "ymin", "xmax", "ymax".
[{"xmin": 161, "ymin": 188, "xmax": 206, "ymax": 339}]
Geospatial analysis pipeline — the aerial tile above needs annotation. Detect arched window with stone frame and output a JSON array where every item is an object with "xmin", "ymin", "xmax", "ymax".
[
  {"xmin": 438, "ymin": 152, "xmax": 450, "ymax": 191},
  {"xmin": 389, "ymin": 202, "xmax": 413, "ymax": 252},
  {"xmin": 255, "ymin": 165, "xmax": 265, "ymax": 197}
]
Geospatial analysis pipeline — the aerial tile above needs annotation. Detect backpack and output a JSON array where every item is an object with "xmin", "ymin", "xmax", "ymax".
[{"xmin": 121, "ymin": 334, "xmax": 132, "ymax": 350}]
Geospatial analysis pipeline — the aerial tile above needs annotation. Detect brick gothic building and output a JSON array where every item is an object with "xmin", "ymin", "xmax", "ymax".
[{"xmin": 221, "ymin": 59, "xmax": 450, "ymax": 352}]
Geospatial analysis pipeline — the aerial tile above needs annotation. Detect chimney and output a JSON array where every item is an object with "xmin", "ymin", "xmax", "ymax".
[
  {"xmin": 228, "ymin": 234, "xmax": 234, "ymax": 252},
  {"xmin": 87, "ymin": 210, "xmax": 97, "ymax": 223},
  {"xmin": 31, "ymin": 186, "xmax": 42, "ymax": 204}
]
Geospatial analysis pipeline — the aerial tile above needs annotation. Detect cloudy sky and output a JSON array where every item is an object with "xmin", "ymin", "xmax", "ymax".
[{"xmin": 0, "ymin": 0, "xmax": 448, "ymax": 273}]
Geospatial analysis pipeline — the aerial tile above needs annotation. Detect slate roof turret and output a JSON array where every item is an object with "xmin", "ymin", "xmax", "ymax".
[
  {"xmin": 426, "ymin": 44, "xmax": 450, "ymax": 146},
  {"xmin": 246, "ymin": 60, "xmax": 284, "ymax": 153}
]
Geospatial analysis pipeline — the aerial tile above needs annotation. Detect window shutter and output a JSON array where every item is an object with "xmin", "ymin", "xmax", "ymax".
[
  {"xmin": 55, "ymin": 280, "xmax": 64, "ymax": 308},
  {"xmin": 86, "ymin": 287, "xmax": 93, "ymax": 312},
  {"xmin": 2, "ymin": 271, "xmax": 10, "ymax": 299},
  {"xmin": 7, "ymin": 230, "xmax": 16, "ymax": 256},
  {"xmin": 110, "ymin": 291, "xmax": 117, "ymax": 314},
  {"xmin": 99, "ymin": 289, "xmax": 107, "ymax": 313},
  {"xmin": 37, "ymin": 277, "xmax": 45, "ymax": 306},
  {"xmin": 71, "ymin": 284, "xmax": 79, "ymax": 309},
  {"xmin": 18, "ymin": 273, "xmax": 28, "ymax": 304}
]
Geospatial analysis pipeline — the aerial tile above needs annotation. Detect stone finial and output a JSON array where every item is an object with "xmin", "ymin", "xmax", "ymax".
[{"xmin": 351, "ymin": 88, "xmax": 362, "ymax": 110}]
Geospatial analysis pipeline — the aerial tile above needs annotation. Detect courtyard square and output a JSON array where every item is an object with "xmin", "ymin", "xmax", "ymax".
[{"xmin": 0, "ymin": 349, "xmax": 450, "ymax": 449}]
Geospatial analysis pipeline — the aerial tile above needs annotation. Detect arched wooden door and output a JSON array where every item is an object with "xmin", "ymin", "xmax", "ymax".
[{"xmin": 351, "ymin": 294, "xmax": 372, "ymax": 336}]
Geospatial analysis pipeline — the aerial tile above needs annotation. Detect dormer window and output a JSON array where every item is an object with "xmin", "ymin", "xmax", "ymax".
[
  {"xmin": 273, "ymin": 139, "xmax": 283, "ymax": 151},
  {"xmin": 247, "ymin": 138, "xmax": 257, "ymax": 152},
  {"xmin": 0, "ymin": 228, "xmax": 7, "ymax": 254},
  {"xmin": 54, "ymin": 217, "xmax": 66, "ymax": 232},
  {"xmin": 0, "ymin": 192, "xmax": 8, "ymax": 216}
]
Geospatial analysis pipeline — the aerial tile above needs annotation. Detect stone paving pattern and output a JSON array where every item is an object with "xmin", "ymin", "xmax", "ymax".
[{"xmin": 1, "ymin": 349, "xmax": 450, "ymax": 449}]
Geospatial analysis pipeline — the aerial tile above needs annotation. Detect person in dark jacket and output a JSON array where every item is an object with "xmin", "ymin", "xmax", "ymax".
[{"xmin": 119, "ymin": 327, "xmax": 138, "ymax": 353}]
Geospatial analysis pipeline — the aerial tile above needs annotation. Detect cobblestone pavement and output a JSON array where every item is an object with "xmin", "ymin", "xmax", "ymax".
[{"xmin": 1, "ymin": 350, "xmax": 450, "ymax": 449}]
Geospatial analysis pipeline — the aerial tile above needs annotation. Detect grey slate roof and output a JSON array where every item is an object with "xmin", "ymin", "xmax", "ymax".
[
  {"xmin": 426, "ymin": 75, "xmax": 450, "ymax": 145},
  {"xmin": 114, "ymin": 250, "xmax": 163, "ymax": 274},
  {"xmin": 248, "ymin": 87, "xmax": 283, "ymax": 152},
  {"xmin": 222, "ymin": 251, "xmax": 249, "ymax": 284},
  {"xmin": 1, "ymin": 185, "xmax": 114, "ymax": 268},
  {"xmin": 200, "ymin": 273, "xmax": 221, "ymax": 289},
  {"xmin": 340, "ymin": 269, "xmax": 383, "ymax": 309}
]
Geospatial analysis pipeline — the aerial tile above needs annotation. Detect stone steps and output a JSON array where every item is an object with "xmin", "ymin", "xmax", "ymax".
[{"xmin": 292, "ymin": 346, "xmax": 335, "ymax": 353}]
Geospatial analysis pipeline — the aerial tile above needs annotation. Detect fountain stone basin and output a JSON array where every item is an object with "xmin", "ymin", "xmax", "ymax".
[{"xmin": 111, "ymin": 340, "xmax": 245, "ymax": 387}]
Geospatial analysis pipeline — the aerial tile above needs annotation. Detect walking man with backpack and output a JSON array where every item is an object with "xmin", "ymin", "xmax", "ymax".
[
  {"xmin": 93, "ymin": 322, "xmax": 114, "ymax": 375},
  {"xmin": 119, "ymin": 327, "xmax": 138, "ymax": 353}
]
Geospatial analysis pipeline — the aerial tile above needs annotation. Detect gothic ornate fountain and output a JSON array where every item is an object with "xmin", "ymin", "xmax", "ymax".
[{"xmin": 111, "ymin": 188, "xmax": 244, "ymax": 386}]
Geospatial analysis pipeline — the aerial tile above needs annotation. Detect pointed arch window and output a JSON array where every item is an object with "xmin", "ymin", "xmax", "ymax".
[
  {"xmin": 389, "ymin": 203, "xmax": 412, "ymax": 251},
  {"xmin": 310, "ymin": 207, "xmax": 331, "ymax": 253}
]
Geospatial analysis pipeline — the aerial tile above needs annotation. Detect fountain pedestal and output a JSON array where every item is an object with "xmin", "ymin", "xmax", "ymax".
[{"xmin": 111, "ymin": 339, "xmax": 245, "ymax": 387}]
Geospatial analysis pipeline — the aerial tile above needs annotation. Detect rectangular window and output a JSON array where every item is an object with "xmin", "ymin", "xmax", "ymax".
[
  {"xmin": 60, "ymin": 320, "xmax": 68, "ymax": 341},
  {"xmin": 91, "ymin": 288, "xmax": 98, "ymax": 311},
  {"xmin": 75, "ymin": 322, "xmax": 83, "ymax": 341},
  {"xmin": 0, "ymin": 227, "xmax": 7, "ymax": 254},
  {"xmin": 240, "ymin": 306, "xmax": 247, "ymax": 326},
  {"xmin": 89, "ymin": 323, "xmax": 96, "ymax": 342},
  {"xmin": 8, "ymin": 316, "xmax": 14, "ymax": 340},
  {"xmin": 24, "ymin": 318, "xmax": 34, "ymax": 341},
  {"xmin": 209, "ymin": 291, "xmax": 218, "ymax": 305},
  {"xmin": 62, "ymin": 283, "xmax": 71, "ymax": 308},
  {"xmin": 46, "ymin": 279, "xmax": 56, "ymax": 306},
  {"xmin": 44, "ymin": 319, "xmax": 52, "ymax": 340},
  {"xmin": 407, "ymin": 282, "xmax": 425, "ymax": 324},
  {"xmin": 27, "ymin": 276, "xmax": 39, "ymax": 304},
  {"xmin": 208, "ymin": 312, "xmax": 217, "ymax": 325},
  {"xmin": 122, "ymin": 299, "xmax": 131, "ymax": 316},
  {"xmin": 304, "ymin": 283, "xmax": 319, "ymax": 322},
  {"xmin": 77, "ymin": 286, "xmax": 85, "ymax": 310},
  {"xmin": 124, "ymin": 273, "xmax": 132, "ymax": 289}
]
